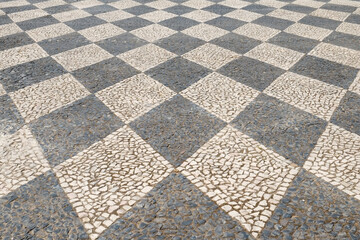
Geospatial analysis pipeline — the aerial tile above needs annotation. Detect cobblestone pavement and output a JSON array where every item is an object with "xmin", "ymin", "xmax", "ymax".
[{"xmin": 0, "ymin": 0, "xmax": 360, "ymax": 239}]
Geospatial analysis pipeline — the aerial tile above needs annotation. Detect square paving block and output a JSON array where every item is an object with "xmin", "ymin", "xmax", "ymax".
[
  {"xmin": 210, "ymin": 32, "xmax": 262, "ymax": 54},
  {"xmin": 96, "ymin": 32, "xmax": 147, "ymax": 55}
]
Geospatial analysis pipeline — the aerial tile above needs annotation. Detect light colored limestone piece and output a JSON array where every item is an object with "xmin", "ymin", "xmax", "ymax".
[
  {"xmin": 233, "ymin": 23, "xmax": 280, "ymax": 42},
  {"xmin": 118, "ymin": 44, "xmax": 176, "ymax": 72},
  {"xmin": 225, "ymin": 9, "xmax": 262, "ymax": 22},
  {"xmin": 182, "ymin": 24, "xmax": 228, "ymax": 41},
  {"xmin": 145, "ymin": 0, "xmax": 176, "ymax": 10},
  {"xmin": 26, "ymin": 23, "xmax": 74, "ymax": 42},
  {"xmin": 139, "ymin": 10, "xmax": 176, "ymax": 23},
  {"xmin": 336, "ymin": 22, "xmax": 360, "ymax": 37},
  {"xmin": 258, "ymin": 0, "xmax": 287, "ymax": 8},
  {"xmin": 96, "ymin": 10, "xmax": 133, "ymax": 22},
  {"xmin": 183, "ymin": 0, "xmax": 214, "ymax": 9},
  {"xmin": 245, "ymin": 43, "xmax": 304, "ymax": 70},
  {"xmin": 53, "ymin": 9, "xmax": 91, "ymax": 22},
  {"xmin": 10, "ymin": 74, "xmax": 90, "ymax": 122},
  {"xmin": 54, "ymin": 125, "xmax": 174, "ymax": 239},
  {"xmin": 268, "ymin": 9, "xmax": 306, "ymax": 22},
  {"xmin": 72, "ymin": 0, "xmax": 103, "ymax": 9},
  {"xmin": 179, "ymin": 125, "xmax": 300, "ymax": 238},
  {"xmin": 0, "ymin": 23, "xmax": 22, "ymax": 38},
  {"xmin": 34, "ymin": 0, "xmax": 66, "ymax": 9},
  {"xmin": 79, "ymin": 23, "xmax": 125, "ymax": 42},
  {"xmin": 8, "ymin": 9, "xmax": 48, "ymax": 22},
  {"xmin": 221, "ymin": 0, "xmax": 251, "ymax": 9},
  {"xmin": 0, "ymin": 43, "xmax": 48, "ymax": 70},
  {"xmin": 96, "ymin": 73, "xmax": 176, "ymax": 123},
  {"xmin": 309, "ymin": 42, "xmax": 360, "ymax": 69},
  {"xmin": 0, "ymin": 126, "xmax": 51, "ymax": 197},
  {"xmin": 264, "ymin": 72, "xmax": 346, "ymax": 121},
  {"xmin": 109, "ymin": 0, "xmax": 140, "ymax": 10},
  {"xmin": 182, "ymin": 10, "xmax": 219, "ymax": 22},
  {"xmin": 0, "ymin": 0, "xmax": 28, "ymax": 8},
  {"xmin": 285, "ymin": 23, "xmax": 332, "ymax": 41},
  {"xmin": 53, "ymin": 44, "xmax": 112, "ymax": 72},
  {"xmin": 131, "ymin": 24, "xmax": 176, "ymax": 42},
  {"xmin": 183, "ymin": 43, "xmax": 239, "ymax": 70},
  {"xmin": 181, "ymin": 72, "xmax": 260, "ymax": 122},
  {"xmin": 310, "ymin": 9, "xmax": 350, "ymax": 21},
  {"xmin": 304, "ymin": 124, "xmax": 360, "ymax": 201}
]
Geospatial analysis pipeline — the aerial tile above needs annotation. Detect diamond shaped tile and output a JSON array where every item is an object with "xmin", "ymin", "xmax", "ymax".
[
  {"xmin": 336, "ymin": 22, "xmax": 360, "ymax": 37},
  {"xmin": 304, "ymin": 123, "xmax": 360, "ymax": 200},
  {"xmin": 320, "ymin": 3, "xmax": 356, "ymax": 13},
  {"xmin": 267, "ymin": 8, "xmax": 306, "ymax": 22},
  {"xmin": 0, "ymin": 95, "xmax": 25, "ymax": 135},
  {"xmin": 17, "ymin": 15, "xmax": 60, "ymax": 31},
  {"xmin": 233, "ymin": 23, "xmax": 280, "ymax": 41},
  {"xmin": 65, "ymin": 16, "xmax": 106, "ymax": 31},
  {"xmin": 182, "ymin": 0, "xmax": 214, "ymax": 9},
  {"xmin": 44, "ymin": 4, "xmax": 77, "ymax": 14},
  {"xmin": 225, "ymin": 9, "xmax": 262, "ymax": 22},
  {"xmin": 210, "ymin": 32, "xmax": 261, "ymax": 54},
  {"xmin": 182, "ymin": 9, "xmax": 219, "ymax": 22},
  {"xmin": 52, "ymin": 9, "xmax": 91, "ymax": 22},
  {"xmin": 30, "ymin": 95, "xmax": 124, "ymax": 167},
  {"xmin": 53, "ymin": 44, "xmax": 112, "ymax": 72},
  {"xmin": 202, "ymin": 4, "xmax": 236, "ymax": 15},
  {"xmin": 0, "ymin": 23, "xmax": 23, "ymax": 38},
  {"xmin": 324, "ymin": 31, "xmax": 360, "ymax": 51},
  {"xmin": 282, "ymin": 3, "xmax": 315, "ymax": 14},
  {"xmin": 284, "ymin": 22, "xmax": 332, "ymax": 41},
  {"xmin": 159, "ymin": 16, "xmax": 199, "ymax": 31},
  {"xmin": 145, "ymin": 0, "xmax": 176, "ymax": 10},
  {"xmin": 331, "ymin": 91, "xmax": 360, "ymax": 136},
  {"xmin": 145, "ymin": 56, "xmax": 211, "ymax": 92},
  {"xmin": 164, "ymin": 5, "xmax": 195, "ymax": 15},
  {"xmin": 182, "ymin": 23, "xmax": 228, "ymax": 41},
  {"xmin": 183, "ymin": 43, "xmax": 239, "ymax": 70},
  {"xmin": 9, "ymin": 73, "xmax": 90, "ymax": 123},
  {"xmin": 181, "ymin": 72, "xmax": 259, "ymax": 122},
  {"xmin": 243, "ymin": 3, "xmax": 275, "ymax": 14},
  {"xmin": 96, "ymin": 73, "xmax": 175, "ymax": 123},
  {"xmin": 26, "ymin": 22, "xmax": 74, "ymax": 42},
  {"xmin": 79, "ymin": 23, "xmax": 125, "ymax": 42},
  {"xmin": 268, "ymin": 32, "xmax": 319, "ymax": 54},
  {"xmin": 96, "ymin": 32, "xmax": 147, "ymax": 55},
  {"xmin": 0, "ymin": 32, "xmax": 34, "ymax": 52},
  {"xmin": 8, "ymin": 9, "xmax": 48, "ymax": 22},
  {"xmin": 112, "ymin": 16, "xmax": 152, "ymax": 31},
  {"xmin": 218, "ymin": 56, "xmax": 285, "ymax": 91},
  {"xmin": 130, "ymin": 24, "xmax": 176, "ymax": 42},
  {"xmin": 118, "ymin": 44, "xmax": 176, "ymax": 72},
  {"xmin": 54, "ymin": 125, "xmax": 174, "ymax": 239},
  {"xmin": 179, "ymin": 125, "xmax": 300, "ymax": 238},
  {"xmin": 299, "ymin": 15, "xmax": 341, "ymax": 30},
  {"xmin": 84, "ymin": 4, "xmax": 117, "ymax": 15},
  {"xmin": 310, "ymin": 8, "xmax": 350, "ymax": 21},
  {"xmin": 139, "ymin": 10, "xmax": 176, "ymax": 23},
  {"xmin": 205, "ymin": 16, "xmax": 245, "ymax": 31},
  {"xmin": 124, "ymin": 4, "xmax": 156, "ymax": 15},
  {"xmin": 130, "ymin": 95, "xmax": 226, "ymax": 166},
  {"xmin": 95, "ymin": 9, "xmax": 133, "ymax": 22},
  {"xmin": 264, "ymin": 72, "xmax": 346, "ymax": 121},
  {"xmin": 253, "ymin": 15, "xmax": 294, "ymax": 30},
  {"xmin": 232, "ymin": 93, "xmax": 327, "ymax": 166},
  {"xmin": 0, "ymin": 126, "xmax": 50, "ymax": 197}
]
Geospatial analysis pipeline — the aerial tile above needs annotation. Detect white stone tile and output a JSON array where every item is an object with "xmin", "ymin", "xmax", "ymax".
[
  {"xmin": 225, "ymin": 9, "xmax": 262, "ymax": 22},
  {"xmin": 8, "ymin": 9, "xmax": 48, "ymax": 22},
  {"xmin": 9, "ymin": 74, "xmax": 90, "ymax": 123},
  {"xmin": 292, "ymin": 0, "xmax": 325, "ymax": 8},
  {"xmin": 118, "ymin": 44, "xmax": 176, "ymax": 72},
  {"xmin": 221, "ymin": 0, "xmax": 251, "ymax": 9},
  {"xmin": 336, "ymin": 22, "xmax": 360, "ymax": 37},
  {"xmin": 182, "ymin": 43, "xmax": 239, "ymax": 70},
  {"xmin": 109, "ymin": 0, "xmax": 140, "ymax": 10},
  {"xmin": 0, "ymin": 43, "xmax": 48, "ymax": 70},
  {"xmin": 182, "ymin": 23, "xmax": 228, "ymax": 41},
  {"xmin": 0, "ymin": 126, "xmax": 51, "ymax": 197},
  {"xmin": 182, "ymin": 0, "xmax": 214, "ymax": 9},
  {"xmin": 52, "ymin": 44, "xmax": 112, "ymax": 72},
  {"xmin": 145, "ymin": 0, "xmax": 176, "ymax": 9},
  {"xmin": 267, "ymin": 9, "xmax": 306, "ymax": 22},
  {"xmin": 233, "ymin": 23, "xmax": 280, "ymax": 41},
  {"xmin": 0, "ymin": 0, "xmax": 28, "ymax": 8},
  {"xmin": 72, "ymin": 0, "xmax": 103, "ymax": 9},
  {"xmin": 131, "ymin": 24, "xmax": 176, "ymax": 42},
  {"xmin": 139, "ymin": 10, "xmax": 176, "ymax": 23},
  {"xmin": 309, "ymin": 42, "xmax": 360, "ymax": 69},
  {"xmin": 34, "ymin": 0, "xmax": 66, "ymax": 9},
  {"xmin": 258, "ymin": 0, "xmax": 287, "ymax": 8},
  {"xmin": 181, "ymin": 72, "xmax": 259, "ymax": 122},
  {"xmin": 245, "ymin": 43, "xmax": 304, "ymax": 70},
  {"xmin": 179, "ymin": 125, "xmax": 299, "ymax": 238},
  {"xmin": 54, "ymin": 125, "xmax": 173, "ymax": 239},
  {"xmin": 264, "ymin": 72, "xmax": 346, "ymax": 121},
  {"xmin": 26, "ymin": 23, "xmax": 74, "ymax": 42},
  {"xmin": 96, "ymin": 10, "xmax": 133, "ymax": 22},
  {"xmin": 304, "ymin": 124, "xmax": 360, "ymax": 201},
  {"xmin": 96, "ymin": 73, "xmax": 176, "ymax": 123},
  {"xmin": 0, "ymin": 23, "xmax": 22, "ymax": 38},
  {"xmin": 349, "ymin": 72, "xmax": 360, "ymax": 96},
  {"xmin": 182, "ymin": 10, "xmax": 219, "ymax": 22},
  {"xmin": 284, "ymin": 23, "xmax": 332, "ymax": 41},
  {"xmin": 53, "ymin": 9, "xmax": 91, "ymax": 22},
  {"xmin": 310, "ymin": 9, "xmax": 350, "ymax": 21},
  {"xmin": 79, "ymin": 23, "xmax": 125, "ymax": 42}
]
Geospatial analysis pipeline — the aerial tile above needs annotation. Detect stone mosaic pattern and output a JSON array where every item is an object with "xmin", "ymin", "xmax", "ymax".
[{"xmin": 1, "ymin": 0, "xmax": 360, "ymax": 239}]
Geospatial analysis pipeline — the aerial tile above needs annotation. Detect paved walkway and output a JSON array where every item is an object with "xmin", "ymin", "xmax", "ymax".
[{"xmin": 1, "ymin": 0, "xmax": 360, "ymax": 239}]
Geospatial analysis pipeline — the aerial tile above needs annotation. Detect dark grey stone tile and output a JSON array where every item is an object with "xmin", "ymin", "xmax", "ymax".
[
  {"xmin": 130, "ymin": 95, "xmax": 226, "ymax": 166},
  {"xmin": 145, "ymin": 57, "xmax": 211, "ymax": 92},
  {"xmin": 320, "ymin": 3, "xmax": 357, "ymax": 12},
  {"xmin": 324, "ymin": 31, "xmax": 360, "ymax": 51},
  {"xmin": 44, "ymin": 4, "xmax": 76, "ymax": 14},
  {"xmin": 260, "ymin": 169, "xmax": 360, "ymax": 240},
  {"xmin": 124, "ymin": 5, "xmax": 156, "ymax": 15},
  {"xmin": 99, "ymin": 173, "xmax": 252, "ymax": 240},
  {"xmin": 83, "ymin": 4, "xmax": 117, "ymax": 15},
  {"xmin": 0, "ymin": 57, "xmax": 67, "ymax": 92},
  {"xmin": 112, "ymin": 17, "xmax": 152, "ymax": 31},
  {"xmin": 96, "ymin": 32, "xmax": 147, "ymax": 55},
  {"xmin": 290, "ymin": 55, "xmax": 358, "ymax": 89},
  {"xmin": 168, "ymin": 0, "xmax": 187, "ymax": 3},
  {"xmin": 38, "ymin": 32, "xmax": 91, "ymax": 55},
  {"xmin": 155, "ymin": 32, "xmax": 206, "ymax": 55},
  {"xmin": 164, "ymin": 5, "xmax": 195, "ymax": 15},
  {"xmin": 30, "ymin": 95, "xmax": 124, "ymax": 167},
  {"xmin": 205, "ymin": 16, "xmax": 245, "ymax": 31},
  {"xmin": 299, "ymin": 15, "xmax": 341, "ymax": 30},
  {"xmin": 159, "ymin": 16, "xmax": 199, "ymax": 31},
  {"xmin": 242, "ymin": 4, "xmax": 276, "ymax": 14},
  {"xmin": 0, "ymin": 32, "xmax": 34, "ymax": 51},
  {"xmin": 134, "ymin": 0, "xmax": 156, "ymax": 3},
  {"xmin": 0, "ymin": 15, "xmax": 12, "ymax": 25},
  {"xmin": 72, "ymin": 57, "xmax": 140, "ymax": 93},
  {"xmin": 210, "ymin": 33, "xmax": 261, "ymax": 54},
  {"xmin": 253, "ymin": 16, "xmax": 294, "ymax": 30},
  {"xmin": 268, "ymin": 32, "xmax": 320, "ymax": 53},
  {"xmin": 231, "ymin": 94, "xmax": 327, "ymax": 166},
  {"xmin": 281, "ymin": 4, "xmax": 316, "ymax": 13},
  {"xmin": 331, "ymin": 91, "xmax": 360, "ymax": 136},
  {"xmin": 98, "ymin": 0, "xmax": 119, "ymax": 3},
  {"xmin": 0, "ymin": 95, "xmax": 25, "ymax": 135},
  {"xmin": 345, "ymin": 14, "xmax": 360, "ymax": 24},
  {"xmin": 0, "ymin": 171, "xmax": 89, "ymax": 239},
  {"xmin": 2, "ymin": 5, "xmax": 37, "ymax": 14},
  {"xmin": 65, "ymin": 16, "xmax": 106, "ymax": 31},
  {"xmin": 17, "ymin": 16, "xmax": 59, "ymax": 31},
  {"xmin": 218, "ymin": 56, "xmax": 285, "ymax": 91},
  {"xmin": 202, "ymin": 4, "xmax": 236, "ymax": 15}
]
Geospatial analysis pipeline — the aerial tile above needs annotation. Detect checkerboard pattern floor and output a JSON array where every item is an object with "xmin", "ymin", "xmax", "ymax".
[{"xmin": 1, "ymin": 0, "xmax": 360, "ymax": 239}]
